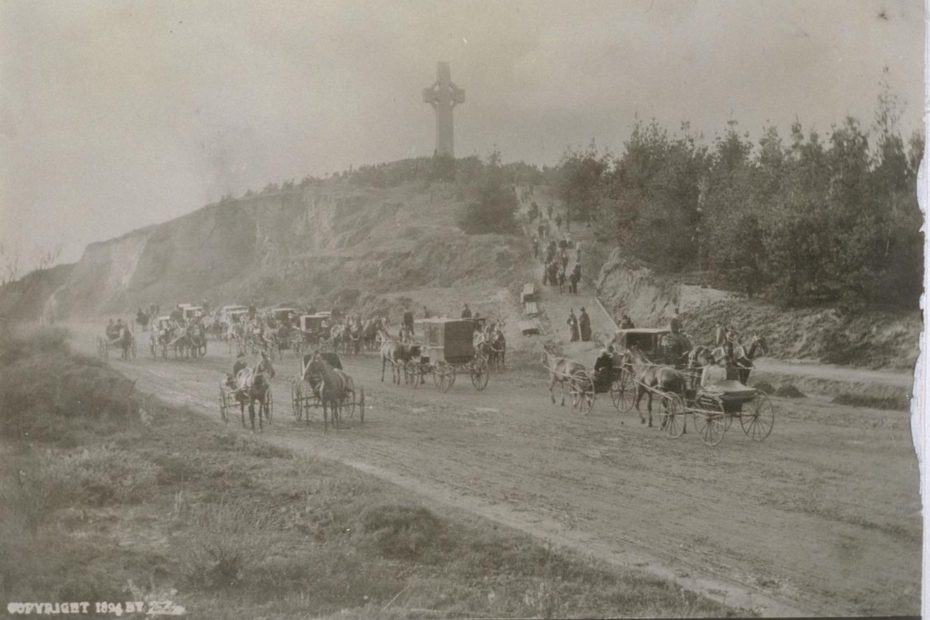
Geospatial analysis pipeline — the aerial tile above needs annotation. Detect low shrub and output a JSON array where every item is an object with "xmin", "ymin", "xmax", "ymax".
[
  {"xmin": 752, "ymin": 380, "xmax": 775, "ymax": 394},
  {"xmin": 832, "ymin": 393, "xmax": 909, "ymax": 411},
  {"xmin": 361, "ymin": 504, "xmax": 451, "ymax": 562},
  {"xmin": 178, "ymin": 503, "xmax": 273, "ymax": 590},
  {"xmin": 774, "ymin": 384, "xmax": 805, "ymax": 398}
]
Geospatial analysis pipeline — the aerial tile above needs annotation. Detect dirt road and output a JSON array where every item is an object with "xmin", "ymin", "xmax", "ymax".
[{"xmin": 81, "ymin": 329, "xmax": 920, "ymax": 617}]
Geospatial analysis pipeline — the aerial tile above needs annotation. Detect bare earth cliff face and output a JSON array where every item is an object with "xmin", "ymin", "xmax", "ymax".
[
  {"xmin": 36, "ymin": 180, "xmax": 523, "ymax": 318},
  {"xmin": 595, "ymin": 248, "xmax": 921, "ymax": 370}
]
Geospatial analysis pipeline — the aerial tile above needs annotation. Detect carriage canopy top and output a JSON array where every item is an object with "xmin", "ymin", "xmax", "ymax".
[{"xmin": 414, "ymin": 318, "xmax": 476, "ymax": 364}]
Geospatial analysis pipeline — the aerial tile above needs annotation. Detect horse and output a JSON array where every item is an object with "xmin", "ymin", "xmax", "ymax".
[
  {"xmin": 228, "ymin": 352, "xmax": 276, "ymax": 431},
  {"xmin": 379, "ymin": 328, "xmax": 421, "ymax": 384},
  {"xmin": 625, "ymin": 345, "xmax": 685, "ymax": 428},
  {"xmin": 187, "ymin": 322, "xmax": 207, "ymax": 357},
  {"xmin": 346, "ymin": 321, "xmax": 362, "ymax": 355},
  {"xmin": 731, "ymin": 333, "xmax": 768, "ymax": 385},
  {"xmin": 362, "ymin": 317, "xmax": 385, "ymax": 352},
  {"xmin": 303, "ymin": 352, "xmax": 353, "ymax": 431},
  {"xmin": 486, "ymin": 330, "xmax": 506, "ymax": 370},
  {"xmin": 541, "ymin": 346, "xmax": 587, "ymax": 407},
  {"xmin": 114, "ymin": 325, "xmax": 133, "ymax": 360}
]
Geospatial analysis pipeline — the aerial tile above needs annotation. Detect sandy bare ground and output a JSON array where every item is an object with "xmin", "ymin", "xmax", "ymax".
[{"xmin": 77, "ymin": 326, "xmax": 920, "ymax": 617}]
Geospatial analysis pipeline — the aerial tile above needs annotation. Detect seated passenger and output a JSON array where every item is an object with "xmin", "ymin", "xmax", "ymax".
[{"xmin": 699, "ymin": 349, "xmax": 728, "ymax": 389}]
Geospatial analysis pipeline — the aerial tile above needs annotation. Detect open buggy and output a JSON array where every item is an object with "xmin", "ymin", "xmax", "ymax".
[
  {"xmin": 608, "ymin": 328, "xmax": 775, "ymax": 446},
  {"xmin": 406, "ymin": 318, "xmax": 489, "ymax": 392},
  {"xmin": 291, "ymin": 351, "xmax": 365, "ymax": 427}
]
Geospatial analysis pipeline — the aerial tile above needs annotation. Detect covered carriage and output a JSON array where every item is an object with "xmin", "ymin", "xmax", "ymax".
[{"xmin": 406, "ymin": 318, "xmax": 489, "ymax": 392}]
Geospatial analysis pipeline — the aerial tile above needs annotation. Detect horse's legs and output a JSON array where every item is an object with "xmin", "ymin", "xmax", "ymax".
[
  {"xmin": 240, "ymin": 401, "xmax": 246, "ymax": 428},
  {"xmin": 381, "ymin": 357, "xmax": 386, "ymax": 382},
  {"xmin": 548, "ymin": 375, "xmax": 556, "ymax": 404}
]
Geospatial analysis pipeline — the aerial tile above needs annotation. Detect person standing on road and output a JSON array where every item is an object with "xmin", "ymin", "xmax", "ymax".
[
  {"xmin": 567, "ymin": 309, "xmax": 580, "ymax": 342},
  {"xmin": 461, "ymin": 304, "xmax": 472, "ymax": 319},
  {"xmin": 532, "ymin": 233, "xmax": 539, "ymax": 259},
  {"xmin": 579, "ymin": 307, "xmax": 591, "ymax": 342}
]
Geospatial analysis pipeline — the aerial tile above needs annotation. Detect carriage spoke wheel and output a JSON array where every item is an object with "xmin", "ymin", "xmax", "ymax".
[
  {"xmin": 470, "ymin": 358, "xmax": 489, "ymax": 391},
  {"xmin": 740, "ymin": 392, "xmax": 774, "ymax": 441},
  {"xmin": 662, "ymin": 393, "xmax": 686, "ymax": 438},
  {"xmin": 344, "ymin": 389, "xmax": 356, "ymax": 419},
  {"xmin": 611, "ymin": 368, "xmax": 636, "ymax": 412},
  {"xmin": 696, "ymin": 399, "xmax": 726, "ymax": 446},
  {"xmin": 571, "ymin": 374, "xmax": 595, "ymax": 414},
  {"xmin": 291, "ymin": 382, "xmax": 303, "ymax": 421},
  {"xmin": 219, "ymin": 388, "xmax": 229, "ymax": 424}
]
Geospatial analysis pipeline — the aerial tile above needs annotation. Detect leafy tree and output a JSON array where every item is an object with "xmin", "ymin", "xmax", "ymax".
[{"xmin": 456, "ymin": 150, "xmax": 518, "ymax": 235}]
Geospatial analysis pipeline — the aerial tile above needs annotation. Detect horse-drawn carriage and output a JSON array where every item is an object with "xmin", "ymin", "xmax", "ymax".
[
  {"xmin": 404, "ymin": 318, "xmax": 490, "ymax": 392},
  {"xmin": 149, "ymin": 315, "xmax": 208, "ymax": 360},
  {"xmin": 97, "ymin": 323, "xmax": 137, "ymax": 361},
  {"xmin": 219, "ymin": 353, "xmax": 275, "ymax": 430},
  {"xmin": 291, "ymin": 351, "xmax": 365, "ymax": 430},
  {"xmin": 608, "ymin": 329, "xmax": 774, "ymax": 446}
]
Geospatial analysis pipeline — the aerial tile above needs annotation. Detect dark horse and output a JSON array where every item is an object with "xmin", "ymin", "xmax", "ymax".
[
  {"xmin": 228, "ymin": 352, "xmax": 276, "ymax": 431},
  {"xmin": 625, "ymin": 345, "xmax": 685, "ymax": 428},
  {"xmin": 113, "ymin": 325, "xmax": 133, "ymax": 360},
  {"xmin": 304, "ymin": 352, "xmax": 354, "ymax": 431}
]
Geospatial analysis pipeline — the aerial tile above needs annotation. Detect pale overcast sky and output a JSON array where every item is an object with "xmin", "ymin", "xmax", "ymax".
[{"xmin": 0, "ymin": 0, "xmax": 924, "ymax": 267}]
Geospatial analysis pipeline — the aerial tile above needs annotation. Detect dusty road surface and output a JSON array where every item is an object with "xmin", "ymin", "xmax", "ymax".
[{"xmin": 79, "ymin": 325, "xmax": 920, "ymax": 617}]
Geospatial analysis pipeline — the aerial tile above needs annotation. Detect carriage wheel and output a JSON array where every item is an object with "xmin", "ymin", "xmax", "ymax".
[
  {"xmin": 571, "ymin": 373, "xmax": 595, "ymax": 414},
  {"xmin": 291, "ymin": 382, "xmax": 303, "ymax": 421},
  {"xmin": 343, "ymin": 389, "xmax": 357, "ymax": 418},
  {"xmin": 740, "ymin": 393, "xmax": 775, "ymax": 441},
  {"xmin": 662, "ymin": 393, "xmax": 686, "ymax": 439},
  {"xmin": 437, "ymin": 363, "xmax": 455, "ymax": 393},
  {"xmin": 405, "ymin": 360, "xmax": 421, "ymax": 388},
  {"xmin": 264, "ymin": 389, "xmax": 273, "ymax": 423},
  {"xmin": 219, "ymin": 388, "xmax": 229, "ymax": 424},
  {"xmin": 470, "ymin": 358, "xmax": 489, "ymax": 391},
  {"xmin": 611, "ymin": 368, "xmax": 637, "ymax": 412},
  {"xmin": 694, "ymin": 398, "xmax": 726, "ymax": 446}
]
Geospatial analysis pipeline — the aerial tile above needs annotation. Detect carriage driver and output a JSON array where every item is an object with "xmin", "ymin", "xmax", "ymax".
[
  {"xmin": 660, "ymin": 317, "xmax": 692, "ymax": 369},
  {"xmin": 593, "ymin": 345, "xmax": 615, "ymax": 392},
  {"xmin": 226, "ymin": 353, "xmax": 249, "ymax": 392}
]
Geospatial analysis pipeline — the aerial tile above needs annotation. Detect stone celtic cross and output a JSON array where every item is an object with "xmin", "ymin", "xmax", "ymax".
[{"xmin": 423, "ymin": 62, "xmax": 465, "ymax": 158}]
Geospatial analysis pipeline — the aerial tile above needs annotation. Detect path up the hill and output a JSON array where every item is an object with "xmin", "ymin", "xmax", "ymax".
[{"xmin": 519, "ymin": 194, "xmax": 616, "ymax": 361}]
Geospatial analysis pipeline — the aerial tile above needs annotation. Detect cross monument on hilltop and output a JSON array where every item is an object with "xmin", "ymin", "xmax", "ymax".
[{"xmin": 423, "ymin": 62, "xmax": 465, "ymax": 158}]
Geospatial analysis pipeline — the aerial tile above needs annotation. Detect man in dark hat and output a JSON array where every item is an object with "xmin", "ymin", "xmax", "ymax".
[{"xmin": 661, "ymin": 317, "xmax": 692, "ymax": 369}]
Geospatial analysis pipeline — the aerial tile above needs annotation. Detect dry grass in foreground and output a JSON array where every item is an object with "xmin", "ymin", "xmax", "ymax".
[{"xmin": 0, "ymin": 327, "xmax": 745, "ymax": 618}]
